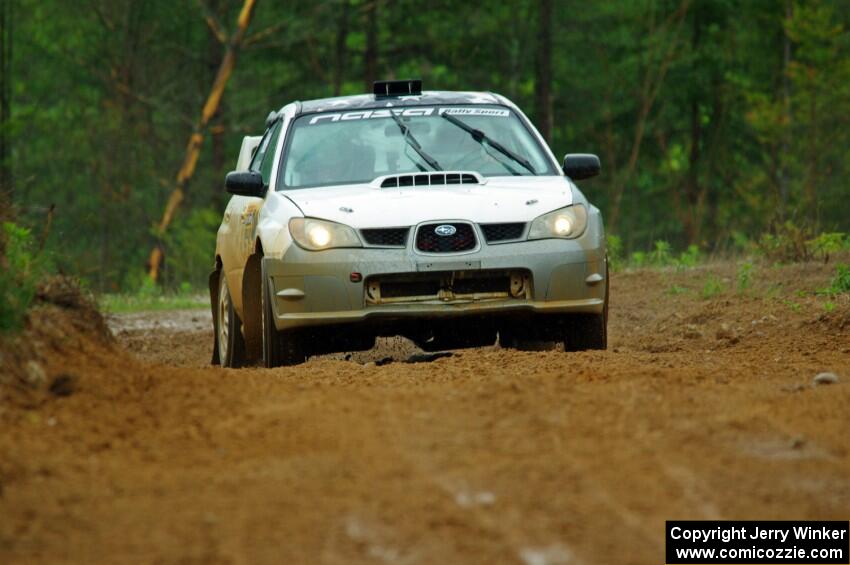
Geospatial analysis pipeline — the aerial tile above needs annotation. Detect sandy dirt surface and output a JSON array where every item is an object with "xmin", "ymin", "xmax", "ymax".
[{"xmin": 2, "ymin": 261, "xmax": 849, "ymax": 564}]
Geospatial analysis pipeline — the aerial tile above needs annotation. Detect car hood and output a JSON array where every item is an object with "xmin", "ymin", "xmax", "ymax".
[{"xmin": 278, "ymin": 176, "xmax": 575, "ymax": 228}]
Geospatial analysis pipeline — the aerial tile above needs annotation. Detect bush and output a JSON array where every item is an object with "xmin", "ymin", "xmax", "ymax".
[
  {"xmin": 675, "ymin": 244, "xmax": 701, "ymax": 270},
  {"xmin": 0, "ymin": 222, "xmax": 52, "ymax": 332},
  {"xmin": 807, "ymin": 232, "xmax": 845, "ymax": 263},
  {"xmin": 825, "ymin": 264, "xmax": 850, "ymax": 295},
  {"xmin": 757, "ymin": 221, "xmax": 811, "ymax": 262},
  {"xmin": 737, "ymin": 261, "xmax": 755, "ymax": 294},
  {"xmin": 630, "ymin": 251, "xmax": 647, "ymax": 268},
  {"xmin": 650, "ymin": 240, "xmax": 672, "ymax": 266},
  {"xmin": 701, "ymin": 276, "xmax": 725, "ymax": 300}
]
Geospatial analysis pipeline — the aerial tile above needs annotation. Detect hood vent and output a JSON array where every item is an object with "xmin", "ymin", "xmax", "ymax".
[{"xmin": 373, "ymin": 171, "xmax": 485, "ymax": 189}]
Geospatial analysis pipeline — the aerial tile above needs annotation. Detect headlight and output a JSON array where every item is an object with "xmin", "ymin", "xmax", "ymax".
[
  {"xmin": 527, "ymin": 205, "xmax": 588, "ymax": 240},
  {"xmin": 289, "ymin": 217, "xmax": 362, "ymax": 250}
]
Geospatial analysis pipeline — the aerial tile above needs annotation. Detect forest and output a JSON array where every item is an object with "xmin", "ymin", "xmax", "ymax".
[{"xmin": 0, "ymin": 0, "xmax": 849, "ymax": 294}]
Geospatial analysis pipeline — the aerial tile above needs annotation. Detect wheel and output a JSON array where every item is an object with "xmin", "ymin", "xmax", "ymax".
[
  {"xmin": 261, "ymin": 259, "xmax": 306, "ymax": 367},
  {"xmin": 563, "ymin": 313, "xmax": 606, "ymax": 351},
  {"xmin": 217, "ymin": 271, "xmax": 246, "ymax": 367},
  {"xmin": 563, "ymin": 261, "xmax": 609, "ymax": 351}
]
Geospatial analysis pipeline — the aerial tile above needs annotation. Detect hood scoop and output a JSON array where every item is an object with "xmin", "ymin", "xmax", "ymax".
[{"xmin": 372, "ymin": 171, "xmax": 485, "ymax": 189}]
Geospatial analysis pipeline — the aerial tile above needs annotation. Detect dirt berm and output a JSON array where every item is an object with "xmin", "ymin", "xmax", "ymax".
[{"xmin": 1, "ymin": 261, "xmax": 849, "ymax": 564}]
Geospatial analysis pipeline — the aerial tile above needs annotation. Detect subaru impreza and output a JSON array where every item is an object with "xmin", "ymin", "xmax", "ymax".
[{"xmin": 211, "ymin": 80, "xmax": 607, "ymax": 367}]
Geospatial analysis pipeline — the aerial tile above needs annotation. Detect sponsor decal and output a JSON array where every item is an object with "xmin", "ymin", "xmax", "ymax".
[{"xmin": 307, "ymin": 107, "xmax": 509, "ymax": 125}]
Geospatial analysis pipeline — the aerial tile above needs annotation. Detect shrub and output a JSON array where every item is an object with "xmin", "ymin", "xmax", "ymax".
[
  {"xmin": 650, "ymin": 240, "xmax": 672, "ymax": 266},
  {"xmin": 757, "ymin": 221, "xmax": 811, "ymax": 262},
  {"xmin": 630, "ymin": 251, "xmax": 647, "ymax": 268},
  {"xmin": 0, "ymin": 222, "xmax": 52, "ymax": 332},
  {"xmin": 807, "ymin": 232, "xmax": 845, "ymax": 263},
  {"xmin": 825, "ymin": 264, "xmax": 850, "ymax": 295},
  {"xmin": 701, "ymin": 276, "xmax": 725, "ymax": 300},
  {"xmin": 676, "ymin": 244, "xmax": 701, "ymax": 270},
  {"xmin": 737, "ymin": 261, "xmax": 754, "ymax": 294}
]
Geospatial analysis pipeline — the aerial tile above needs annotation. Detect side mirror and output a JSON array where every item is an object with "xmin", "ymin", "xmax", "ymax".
[
  {"xmin": 563, "ymin": 153, "xmax": 601, "ymax": 180},
  {"xmin": 225, "ymin": 171, "xmax": 266, "ymax": 197}
]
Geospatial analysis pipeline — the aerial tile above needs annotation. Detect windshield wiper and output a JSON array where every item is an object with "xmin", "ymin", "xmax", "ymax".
[
  {"xmin": 390, "ymin": 112, "xmax": 442, "ymax": 171},
  {"xmin": 441, "ymin": 112, "xmax": 537, "ymax": 175}
]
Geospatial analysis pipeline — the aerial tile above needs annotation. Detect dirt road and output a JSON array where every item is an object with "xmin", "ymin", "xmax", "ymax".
[{"xmin": 2, "ymin": 261, "xmax": 849, "ymax": 564}]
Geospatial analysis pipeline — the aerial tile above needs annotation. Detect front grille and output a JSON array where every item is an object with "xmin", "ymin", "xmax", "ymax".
[
  {"xmin": 365, "ymin": 269, "xmax": 532, "ymax": 305},
  {"xmin": 453, "ymin": 275, "xmax": 511, "ymax": 295},
  {"xmin": 481, "ymin": 222, "xmax": 525, "ymax": 242},
  {"xmin": 361, "ymin": 227, "xmax": 409, "ymax": 247},
  {"xmin": 380, "ymin": 279, "xmax": 441, "ymax": 299},
  {"xmin": 415, "ymin": 223, "xmax": 476, "ymax": 253}
]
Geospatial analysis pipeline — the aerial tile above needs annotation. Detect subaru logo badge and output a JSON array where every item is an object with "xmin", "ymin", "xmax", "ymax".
[{"xmin": 434, "ymin": 224, "xmax": 457, "ymax": 237}]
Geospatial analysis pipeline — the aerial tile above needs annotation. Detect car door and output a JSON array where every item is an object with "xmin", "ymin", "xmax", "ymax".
[{"xmin": 225, "ymin": 120, "xmax": 282, "ymax": 311}]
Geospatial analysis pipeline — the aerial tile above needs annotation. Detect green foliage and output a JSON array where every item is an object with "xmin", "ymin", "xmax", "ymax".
[
  {"xmin": 737, "ymin": 262, "xmax": 755, "ymax": 295},
  {"xmin": 731, "ymin": 232, "xmax": 755, "ymax": 254},
  {"xmin": 99, "ymin": 288, "xmax": 207, "ymax": 314},
  {"xmin": 606, "ymin": 234, "xmax": 623, "ymax": 272},
  {"xmin": 162, "ymin": 208, "xmax": 221, "ymax": 290},
  {"xmin": 758, "ymin": 222, "xmax": 812, "ymax": 262},
  {"xmin": 807, "ymin": 232, "xmax": 845, "ymax": 263},
  {"xmin": 629, "ymin": 251, "xmax": 647, "ymax": 268},
  {"xmin": 823, "ymin": 264, "xmax": 850, "ymax": 295},
  {"xmin": 650, "ymin": 240, "xmax": 672, "ymax": 266},
  {"xmin": 823, "ymin": 301, "xmax": 836, "ymax": 313},
  {"xmin": 3, "ymin": 0, "xmax": 850, "ymax": 293},
  {"xmin": 0, "ymin": 223, "xmax": 51, "ymax": 332},
  {"xmin": 620, "ymin": 241, "xmax": 702, "ymax": 271},
  {"xmin": 675, "ymin": 245, "xmax": 701, "ymax": 270},
  {"xmin": 701, "ymin": 276, "xmax": 725, "ymax": 300}
]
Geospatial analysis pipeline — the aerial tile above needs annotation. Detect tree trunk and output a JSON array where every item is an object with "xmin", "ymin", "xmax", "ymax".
[
  {"xmin": 364, "ymin": 0, "xmax": 379, "ymax": 91},
  {"xmin": 146, "ymin": 0, "xmax": 258, "ymax": 281},
  {"xmin": 333, "ymin": 0, "xmax": 350, "ymax": 96},
  {"xmin": 534, "ymin": 0, "xmax": 553, "ymax": 142}
]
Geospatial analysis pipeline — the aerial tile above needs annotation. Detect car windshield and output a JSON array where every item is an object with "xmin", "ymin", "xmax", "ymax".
[{"xmin": 279, "ymin": 105, "xmax": 557, "ymax": 189}]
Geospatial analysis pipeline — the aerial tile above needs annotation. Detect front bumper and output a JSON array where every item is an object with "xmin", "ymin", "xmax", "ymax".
[{"xmin": 265, "ymin": 222, "xmax": 606, "ymax": 331}]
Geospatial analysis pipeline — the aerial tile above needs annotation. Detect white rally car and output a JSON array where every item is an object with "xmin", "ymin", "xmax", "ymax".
[{"xmin": 211, "ymin": 80, "xmax": 607, "ymax": 367}]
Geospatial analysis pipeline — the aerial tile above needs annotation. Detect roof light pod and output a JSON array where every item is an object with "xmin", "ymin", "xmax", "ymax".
[{"xmin": 373, "ymin": 79, "xmax": 422, "ymax": 98}]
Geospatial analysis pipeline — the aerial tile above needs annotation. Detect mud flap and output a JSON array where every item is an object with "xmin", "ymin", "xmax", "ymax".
[
  {"xmin": 209, "ymin": 269, "xmax": 221, "ymax": 365},
  {"xmin": 241, "ymin": 253, "xmax": 263, "ymax": 362}
]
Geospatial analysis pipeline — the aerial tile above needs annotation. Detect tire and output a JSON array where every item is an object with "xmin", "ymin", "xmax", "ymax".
[
  {"xmin": 563, "ymin": 314, "xmax": 607, "ymax": 351},
  {"xmin": 217, "ymin": 271, "xmax": 246, "ymax": 367},
  {"xmin": 563, "ymin": 261, "xmax": 609, "ymax": 352},
  {"xmin": 261, "ymin": 259, "xmax": 306, "ymax": 367}
]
